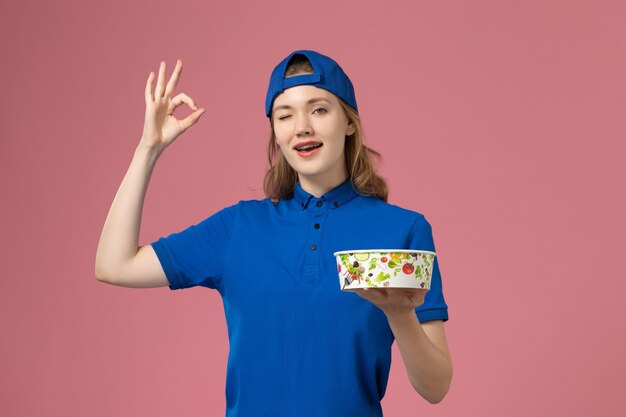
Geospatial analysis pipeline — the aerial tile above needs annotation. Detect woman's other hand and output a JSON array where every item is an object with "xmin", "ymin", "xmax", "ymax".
[
  {"xmin": 353, "ymin": 287, "xmax": 428, "ymax": 318},
  {"xmin": 139, "ymin": 59, "xmax": 205, "ymax": 152}
]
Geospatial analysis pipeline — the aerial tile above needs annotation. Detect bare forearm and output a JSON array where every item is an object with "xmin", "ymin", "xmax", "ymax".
[
  {"xmin": 386, "ymin": 311, "xmax": 452, "ymax": 404},
  {"xmin": 95, "ymin": 144, "xmax": 162, "ymax": 279}
]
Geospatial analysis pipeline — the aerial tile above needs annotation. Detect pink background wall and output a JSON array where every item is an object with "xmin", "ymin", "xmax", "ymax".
[{"xmin": 1, "ymin": 0, "xmax": 625, "ymax": 416}]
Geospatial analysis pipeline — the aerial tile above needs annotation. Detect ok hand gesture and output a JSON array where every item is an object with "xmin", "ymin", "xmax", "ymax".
[{"xmin": 139, "ymin": 59, "xmax": 205, "ymax": 152}]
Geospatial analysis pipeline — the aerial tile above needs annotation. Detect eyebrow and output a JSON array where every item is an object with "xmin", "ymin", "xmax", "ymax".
[{"xmin": 273, "ymin": 97, "xmax": 332, "ymax": 112}]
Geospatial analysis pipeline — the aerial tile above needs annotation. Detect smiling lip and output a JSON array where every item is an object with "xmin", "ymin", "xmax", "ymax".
[
  {"xmin": 293, "ymin": 140, "xmax": 322, "ymax": 150},
  {"xmin": 296, "ymin": 144, "xmax": 323, "ymax": 158}
]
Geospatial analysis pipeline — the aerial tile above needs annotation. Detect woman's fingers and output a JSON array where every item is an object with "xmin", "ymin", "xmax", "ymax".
[
  {"xmin": 354, "ymin": 288, "xmax": 382, "ymax": 302},
  {"xmin": 178, "ymin": 108, "xmax": 206, "ymax": 133},
  {"xmin": 155, "ymin": 61, "xmax": 167, "ymax": 98},
  {"xmin": 355, "ymin": 288, "xmax": 427, "ymax": 302},
  {"xmin": 145, "ymin": 59, "xmax": 182, "ymax": 104},
  {"xmin": 140, "ymin": 60, "xmax": 203, "ymax": 146},
  {"xmin": 164, "ymin": 59, "xmax": 182, "ymax": 98},
  {"xmin": 172, "ymin": 91, "xmax": 204, "ymax": 133},
  {"xmin": 145, "ymin": 71, "xmax": 155, "ymax": 103},
  {"xmin": 171, "ymin": 92, "xmax": 198, "ymax": 110}
]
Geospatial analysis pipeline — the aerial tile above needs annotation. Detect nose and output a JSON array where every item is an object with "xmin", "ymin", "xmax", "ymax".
[{"xmin": 295, "ymin": 114, "xmax": 312, "ymax": 137}]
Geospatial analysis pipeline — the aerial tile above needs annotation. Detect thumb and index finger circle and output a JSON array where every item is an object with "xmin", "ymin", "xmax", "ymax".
[{"xmin": 170, "ymin": 92, "xmax": 205, "ymax": 132}]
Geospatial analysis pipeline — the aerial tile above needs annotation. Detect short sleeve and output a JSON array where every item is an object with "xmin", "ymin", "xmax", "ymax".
[
  {"xmin": 150, "ymin": 204, "xmax": 237, "ymax": 291},
  {"xmin": 406, "ymin": 214, "xmax": 449, "ymax": 323}
]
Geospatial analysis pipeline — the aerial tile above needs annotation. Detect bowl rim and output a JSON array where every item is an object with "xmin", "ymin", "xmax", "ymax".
[{"xmin": 333, "ymin": 249, "xmax": 436, "ymax": 256}]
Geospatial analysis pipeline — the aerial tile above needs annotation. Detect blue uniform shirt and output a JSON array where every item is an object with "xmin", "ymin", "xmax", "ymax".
[{"xmin": 151, "ymin": 179, "xmax": 449, "ymax": 417}]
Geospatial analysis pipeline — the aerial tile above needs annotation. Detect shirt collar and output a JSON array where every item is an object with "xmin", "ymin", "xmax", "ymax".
[{"xmin": 293, "ymin": 178, "xmax": 360, "ymax": 210}]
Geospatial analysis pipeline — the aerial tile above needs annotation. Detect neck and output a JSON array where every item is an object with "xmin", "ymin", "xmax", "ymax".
[{"xmin": 298, "ymin": 171, "xmax": 349, "ymax": 198}]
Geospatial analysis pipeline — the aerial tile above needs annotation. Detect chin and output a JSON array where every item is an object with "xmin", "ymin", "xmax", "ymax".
[
  {"xmin": 295, "ymin": 169, "xmax": 324, "ymax": 178},
  {"xmin": 288, "ymin": 160, "xmax": 320, "ymax": 174}
]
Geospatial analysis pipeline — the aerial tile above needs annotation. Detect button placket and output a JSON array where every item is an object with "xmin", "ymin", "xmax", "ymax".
[
  {"xmin": 304, "ymin": 197, "xmax": 328, "ymax": 280},
  {"xmin": 309, "ymin": 199, "xmax": 326, "ymax": 253}
]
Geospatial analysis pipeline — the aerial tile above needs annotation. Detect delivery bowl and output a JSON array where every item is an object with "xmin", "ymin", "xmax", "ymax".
[{"xmin": 333, "ymin": 249, "xmax": 436, "ymax": 291}]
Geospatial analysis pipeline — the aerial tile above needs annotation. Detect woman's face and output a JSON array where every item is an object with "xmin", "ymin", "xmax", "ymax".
[{"xmin": 272, "ymin": 85, "xmax": 355, "ymax": 187}]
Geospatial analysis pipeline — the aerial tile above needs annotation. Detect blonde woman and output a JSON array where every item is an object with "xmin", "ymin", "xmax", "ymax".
[{"xmin": 96, "ymin": 49, "xmax": 452, "ymax": 416}]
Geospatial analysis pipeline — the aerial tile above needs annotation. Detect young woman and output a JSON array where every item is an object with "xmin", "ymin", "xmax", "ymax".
[{"xmin": 96, "ymin": 49, "xmax": 452, "ymax": 416}]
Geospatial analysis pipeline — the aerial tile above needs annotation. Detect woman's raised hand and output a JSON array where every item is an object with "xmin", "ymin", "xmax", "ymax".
[{"xmin": 139, "ymin": 59, "xmax": 205, "ymax": 152}]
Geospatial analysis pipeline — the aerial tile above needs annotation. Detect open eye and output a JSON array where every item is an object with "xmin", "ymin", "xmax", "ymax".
[{"xmin": 314, "ymin": 107, "xmax": 327, "ymax": 115}]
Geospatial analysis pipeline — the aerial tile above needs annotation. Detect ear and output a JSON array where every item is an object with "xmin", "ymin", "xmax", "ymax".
[{"xmin": 346, "ymin": 122, "xmax": 356, "ymax": 136}]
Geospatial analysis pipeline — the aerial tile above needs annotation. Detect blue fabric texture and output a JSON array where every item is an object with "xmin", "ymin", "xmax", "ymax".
[{"xmin": 151, "ymin": 179, "xmax": 449, "ymax": 417}]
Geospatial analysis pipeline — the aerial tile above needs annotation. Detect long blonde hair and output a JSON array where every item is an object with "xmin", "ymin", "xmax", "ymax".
[{"xmin": 263, "ymin": 56, "xmax": 388, "ymax": 202}]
